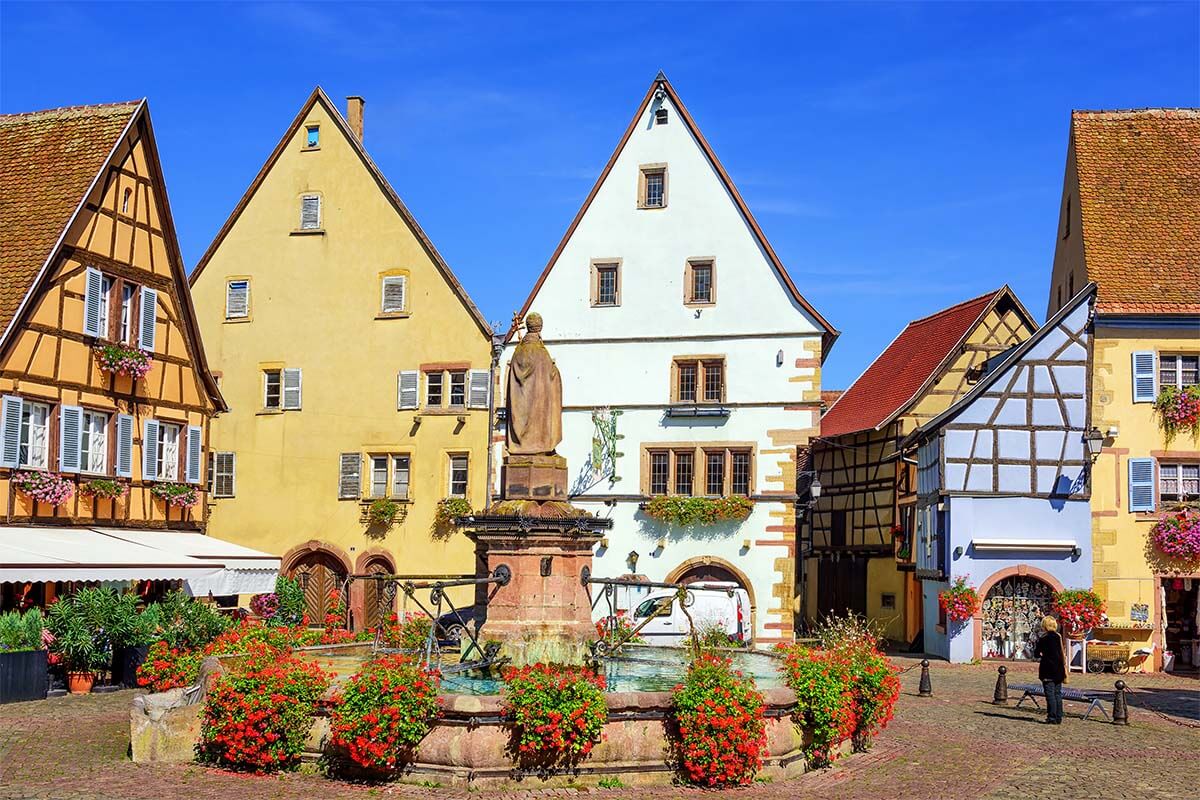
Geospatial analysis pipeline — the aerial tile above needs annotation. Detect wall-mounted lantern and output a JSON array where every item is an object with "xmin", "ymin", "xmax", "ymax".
[{"xmin": 1084, "ymin": 427, "xmax": 1105, "ymax": 462}]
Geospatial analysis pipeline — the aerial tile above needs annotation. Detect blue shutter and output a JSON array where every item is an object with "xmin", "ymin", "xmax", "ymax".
[
  {"xmin": 142, "ymin": 419, "xmax": 160, "ymax": 481},
  {"xmin": 115, "ymin": 414, "xmax": 134, "ymax": 478},
  {"xmin": 83, "ymin": 268, "xmax": 104, "ymax": 338},
  {"xmin": 1132, "ymin": 351, "xmax": 1156, "ymax": 403},
  {"xmin": 1128, "ymin": 458, "xmax": 1156, "ymax": 512},
  {"xmin": 138, "ymin": 287, "xmax": 158, "ymax": 351},
  {"xmin": 0, "ymin": 396, "xmax": 23, "ymax": 468},
  {"xmin": 58, "ymin": 405, "xmax": 83, "ymax": 473},
  {"xmin": 185, "ymin": 425, "xmax": 202, "ymax": 484}
]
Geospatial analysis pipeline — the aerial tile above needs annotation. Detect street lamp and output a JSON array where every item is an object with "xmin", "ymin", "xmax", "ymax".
[
  {"xmin": 809, "ymin": 478, "xmax": 822, "ymax": 500},
  {"xmin": 1084, "ymin": 427, "xmax": 1105, "ymax": 462}
]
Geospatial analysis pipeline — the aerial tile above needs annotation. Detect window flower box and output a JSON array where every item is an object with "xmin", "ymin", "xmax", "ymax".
[
  {"xmin": 1154, "ymin": 385, "xmax": 1200, "ymax": 443},
  {"xmin": 80, "ymin": 479, "xmax": 129, "ymax": 500},
  {"xmin": 367, "ymin": 498, "xmax": 400, "ymax": 527},
  {"xmin": 1051, "ymin": 589, "xmax": 1107, "ymax": 638},
  {"xmin": 150, "ymin": 482, "xmax": 198, "ymax": 509},
  {"xmin": 12, "ymin": 471, "xmax": 74, "ymax": 507},
  {"xmin": 93, "ymin": 343, "xmax": 152, "ymax": 380},
  {"xmin": 643, "ymin": 495, "xmax": 753, "ymax": 527},
  {"xmin": 1150, "ymin": 508, "xmax": 1200, "ymax": 560},
  {"xmin": 938, "ymin": 576, "xmax": 980, "ymax": 623}
]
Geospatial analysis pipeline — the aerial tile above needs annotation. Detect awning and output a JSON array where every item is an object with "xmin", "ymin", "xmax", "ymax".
[
  {"xmin": 0, "ymin": 527, "xmax": 280, "ymax": 596},
  {"xmin": 971, "ymin": 538, "xmax": 1079, "ymax": 553}
]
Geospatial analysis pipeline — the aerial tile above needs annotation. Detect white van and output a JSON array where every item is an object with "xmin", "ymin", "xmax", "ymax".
[{"xmin": 628, "ymin": 582, "xmax": 751, "ymax": 646}]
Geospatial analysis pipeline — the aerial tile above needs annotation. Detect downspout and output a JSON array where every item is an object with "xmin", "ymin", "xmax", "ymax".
[{"xmin": 483, "ymin": 337, "xmax": 503, "ymax": 512}]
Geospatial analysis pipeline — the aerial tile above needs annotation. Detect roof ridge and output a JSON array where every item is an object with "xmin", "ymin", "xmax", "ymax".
[
  {"xmin": 1072, "ymin": 107, "xmax": 1200, "ymax": 118},
  {"xmin": 0, "ymin": 100, "xmax": 142, "ymax": 122},
  {"xmin": 906, "ymin": 287, "xmax": 1002, "ymax": 326}
]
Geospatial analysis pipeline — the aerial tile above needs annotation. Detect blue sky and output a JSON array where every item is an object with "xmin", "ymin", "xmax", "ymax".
[{"xmin": 2, "ymin": 2, "xmax": 1196, "ymax": 387}]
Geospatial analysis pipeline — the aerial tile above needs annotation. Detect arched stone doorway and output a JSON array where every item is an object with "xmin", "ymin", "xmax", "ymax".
[
  {"xmin": 979, "ymin": 575, "xmax": 1055, "ymax": 661},
  {"xmin": 667, "ymin": 557, "xmax": 757, "ymax": 641},
  {"xmin": 359, "ymin": 555, "xmax": 396, "ymax": 631},
  {"xmin": 287, "ymin": 548, "xmax": 349, "ymax": 627}
]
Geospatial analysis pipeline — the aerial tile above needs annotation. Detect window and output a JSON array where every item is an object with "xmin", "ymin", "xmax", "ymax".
[
  {"xmin": 94, "ymin": 275, "xmax": 113, "ymax": 339},
  {"xmin": 19, "ymin": 401, "xmax": 49, "ymax": 469},
  {"xmin": 305, "ymin": 125, "xmax": 320, "ymax": 148},
  {"xmin": 705, "ymin": 451, "xmax": 724, "ymax": 496},
  {"xmin": 122, "ymin": 187, "xmax": 132, "ymax": 215},
  {"xmin": 731, "ymin": 451, "xmax": 751, "ymax": 495},
  {"xmin": 673, "ymin": 358, "xmax": 725, "ymax": 404},
  {"xmin": 1159, "ymin": 354, "xmax": 1199, "ymax": 390},
  {"xmin": 646, "ymin": 445, "xmax": 753, "ymax": 497},
  {"xmin": 638, "ymin": 164, "xmax": 667, "ymax": 209},
  {"xmin": 209, "ymin": 452, "xmax": 235, "ymax": 498},
  {"xmin": 381, "ymin": 275, "xmax": 407, "ymax": 314},
  {"xmin": 263, "ymin": 370, "xmax": 282, "ymax": 409},
  {"xmin": 655, "ymin": 107, "xmax": 669, "ymax": 125},
  {"xmin": 650, "ymin": 452, "xmax": 669, "ymax": 495},
  {"xmin": 225, "ymin": 280, "xmax": 250, "ymax": 320},
  {"xmin": 300, "ymin": 195, "xmax": 321, "ymax": 230},
  {"xmin": 366, "ymin": 454, "xmax": 412, "ymax": 500},
  {"xmin": 685, "ymin": 259, "xmax": 714, "ymax": 305},
  {"xmin": 80, "ymin": 410, "xmax": 108, "ymax": 474},
  {"xmin": 157, "ymin": 422, "xmax": 181, "ymax": 481},
  {"xmin": 449, "ymin": 371, "xmax": 467, "ymax": 407},
  {"xmin": 592, "ymin": 261, "xmax": 620, "ymax": 307},
  {"xmin": 634, "ymin": 596, "xmax": 673, "ymax": 619},
  {"xmin": 119, "ymin": 283, "xmax": 136, "ymax": 343},
  {"xmin": 1160, "ymin": 463, "xmax": 1200, "ymax": 502},
  {"xmin": 1068, "ymin": 272, "xmax": 1074, "ymax": 298},
  {"xmin": 448, "ymin": 454, "xmax": 469, "ymax": 498},
  {"xmin": 426, "ymin": 372, "xmax": 444, "ymax": 407},
  {"xmin": 1063, "ymin": 196, "xmax": 1071, "ymax": 239},
  {"xmin": 673, "ymin": 451, "xmax": 693, "ymax": 496},
  {"xmin": 370, "ymin": 456, "xmax": 389, "ymax": 498},
  {"xmin": 392, "ymin": 455, "xmax": 410, "ymax": 500}
]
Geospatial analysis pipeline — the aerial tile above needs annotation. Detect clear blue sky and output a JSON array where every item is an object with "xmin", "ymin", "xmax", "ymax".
[{"xmin": 2, "ymin": 2, "xmax": 1197, "ymax": 387}]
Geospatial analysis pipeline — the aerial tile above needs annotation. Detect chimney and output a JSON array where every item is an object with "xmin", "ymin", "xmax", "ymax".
[{"xmin": 346, "ymin": 96, "xmax": 365, "ymax": 142}]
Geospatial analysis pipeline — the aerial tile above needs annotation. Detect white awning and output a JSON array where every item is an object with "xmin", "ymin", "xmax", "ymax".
[
  {"xmin": 0, "ymin": 527, "xmax": 280, "ymax": 595},
  {"xmin": 971, "ymin": 538, "xmax": 1078, "ymax": 553}
]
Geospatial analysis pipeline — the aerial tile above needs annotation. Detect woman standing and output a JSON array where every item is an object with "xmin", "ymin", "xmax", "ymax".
[{"xmin": 1033, "ymin": 616, "xmax": 1066, "ymax": 724}]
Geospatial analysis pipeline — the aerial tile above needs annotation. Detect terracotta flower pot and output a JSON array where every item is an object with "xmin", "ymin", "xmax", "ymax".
[{"xmin": 67, "ymin": 671, "xmax": 95, "ymax": 694}]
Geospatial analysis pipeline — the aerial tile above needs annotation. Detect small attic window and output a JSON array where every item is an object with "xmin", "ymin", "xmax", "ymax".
[
  {"xmin": 121, "ymin": 188, "xmax": 132, "ymax": 214},
  {"xmin": 655, "ymin": 107, "xmax": 669, "ymax": 125},
  {"xmin": 305, "ymin": 125, "xmax": 320, "ymax": 149},
  {"xmin": 1063, "ymin": 196, "xmax": 1071, "ymax": 239}
]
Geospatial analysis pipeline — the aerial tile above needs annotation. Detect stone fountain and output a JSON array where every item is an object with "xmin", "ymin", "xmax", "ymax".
[{"xmin": 460, "ymin": 312, "xmax": 611, "ymax": 666}]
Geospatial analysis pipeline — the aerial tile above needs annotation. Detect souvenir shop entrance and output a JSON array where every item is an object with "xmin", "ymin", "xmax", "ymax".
[{"xmin": 1161, "ymin": 576, "xmax": 1199, "ymax": 674}]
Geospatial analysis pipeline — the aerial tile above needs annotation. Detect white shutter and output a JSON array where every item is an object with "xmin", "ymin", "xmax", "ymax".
[
  {"xmin": 58, "ymin": 405, "xmax": 83, "ymax": 474},
  {"xmin": 300, "ymin": 196, "xmax": 321, "ymax": 229},
  {"xmin": 115, "ymin": 414, "xmax": 134, "ymax": 478},
  {"xmin": 381, "ymin": 276, "xmax": 407, "ymax": 313},
  {"xmin": 185, "ymin": 425, "xmax": 203, "ymax": 484},
  {"xmin": 1129, "ymin": 458, "xmax": 1156, "ymax": 512},
  {"xmin": 142, "ymin": 419, "xmax": 160, "ymax": 481},
  {"xmin": 468, "ymin": 369, "xmax": 490, "ymax": 409},
  {"xmin": 83, "ymin": 267, "xmax": 104, "ymax": 337},
  {"xmin": 1132, "ymin": 351, "xmax": 1156, "ymax": 403},
  {"xmin": 282, "ymin": 368, "xmax": 303, "ymax": 409},
  {"xmin": 338, "ymin": 453, "xmax": 361, "ymax": 499},
  {"xmin": 213, "ymin": 453, "xmax": 236, "ymax": 497},
  {"xmin": 0, "ymin": 395, "xmax": 23, "ymax": 468},
  {"xmin": 138, "ymin": 287, "xmax": 158, "ymax": 351},
  {"xmin": 397, "ymin": 370, "xmax": 419, "ymax": 410},
  {"xmin": 225, "ymin": 281, "xmax": 250, "ymax": 319}
]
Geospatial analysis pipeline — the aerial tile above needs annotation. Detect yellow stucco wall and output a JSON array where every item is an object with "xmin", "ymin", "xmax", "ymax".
[
  {"xmin": 189, "ymin": 95, "xmax": 492, "ymax": 619},
  {"xmin": 1089, "ymin": 325, "xmax": 1200, "ymax": 671}
]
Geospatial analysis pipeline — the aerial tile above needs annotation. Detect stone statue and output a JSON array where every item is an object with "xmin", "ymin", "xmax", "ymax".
[{"xmin": 506, "ymin": 313, "xmax": 562, "ymax": 455}]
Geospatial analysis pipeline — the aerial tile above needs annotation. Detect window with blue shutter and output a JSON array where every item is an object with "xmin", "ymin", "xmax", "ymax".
[
  {"xmin": 115, "ymin": 414, "xmax": 134, "ymax": 478},
  {"xmin": 83, "ymin": 268, "xmax": 105, "ymax": 338},
  {"xmin": 142, "ymin": 419, "xmax": 160, "ymax": 481},
  {"xmin": 1132, "ymin": 351, "xmax": 1156, "ymax": 403},
  {"xmin": 0, "ymin": 396, "xmax": 23, "ymax": 468},
  {"xmin": 1129, "ymin": 457, "xmax": 1156, "ymax": 512},
  {"xmin": 138, "ymin": 287, "xmax": 158, "ymax": 351},
  {"xmin": 185, "ymin": 425, "xmax": 203, "ymax": 484},
  {"xmin": 58, "ymin": 405, "xmax": 83, "ymax": 473}
]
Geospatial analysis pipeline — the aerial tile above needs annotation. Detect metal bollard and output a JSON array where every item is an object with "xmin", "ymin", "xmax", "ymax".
[
  {"xmin": 919, "ymin": 659, "xmax": 932, "ymax": 697},
  {"xmin": 1112, "ymin": 680, "xmax": 1129, "ymax": 725},
  {"xmin": 993, "ymin": 665, "xmax": 1008, "ymax": 704}
]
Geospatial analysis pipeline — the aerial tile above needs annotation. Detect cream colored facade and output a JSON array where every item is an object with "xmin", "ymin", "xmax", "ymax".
[{"xmin": 189, "ymin": 89, "xmax": 493, "ymax": 627}]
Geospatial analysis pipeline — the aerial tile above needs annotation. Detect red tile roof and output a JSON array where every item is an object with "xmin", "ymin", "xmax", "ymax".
[
  {"xmin": 0, "ymin": 101, "xmax": 139, "ymax": 334},
  {"xmin": 1071, "ymin": 108, "xmax": 1200, "ymax": 314},
  {"xmin": 820, "ymin": 289, "xmax": 1012, "ymax": 438}
]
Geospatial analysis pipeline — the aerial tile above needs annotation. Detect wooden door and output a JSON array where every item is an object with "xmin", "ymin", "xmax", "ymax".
[
  {"xmin": 817, "ymin": 555, "xmax": 867, "ymax": 620},
  {"xmin": 291, "ymin": 553, "xmax": 346, "ymax": 627},
  {"xmin": 361, "ymin": 560, "xmax": 393, "ymax": 631}
]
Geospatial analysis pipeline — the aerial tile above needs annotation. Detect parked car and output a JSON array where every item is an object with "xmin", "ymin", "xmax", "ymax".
[
  {"xmin": 434, "ymin": 605, "xmax": 485, "ymax": 647},
  {"xmin": 628, "ymin": 582, "xmax": 751, "ymax": 645}
]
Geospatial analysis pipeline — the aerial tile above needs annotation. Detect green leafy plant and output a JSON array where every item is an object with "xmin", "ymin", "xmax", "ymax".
[
  {"xmin": 273, "ymin": 576, "xmax": 307, "ymax": 627},
  {"xmin": 672, "ymin": 652, "xmax": 766, "ymax": 787},
  {"xmin": 0, "ymin": 609, "xmax": 45, "ymax": 653},
  {"xmin": 151, "ymin": 591, "xmax": 231, "ymax": 650},
  {"xmin": 150, "ymin": 481, "xmax": 199, "ymax": 509},
  {"xmin": 643, "ymin": 495, "xmax": 753, "ymax": 527},
  {"xmin": 368, "ymin": 498, "xmax": 400, "ymax": 527},
  {"xmin": 695, "ymin": 619, "xmax": 744, "ymax": 650},
  {"xmin": 328, "ymin": 654, "xmax": 442, "ymax": 773},
  {"xmin": 432, "ymin": 497, "xmax": 472, "ymax": 537},
  {"xmin": 46, "ymin": 589, "xmax": 117, "ymax": 673},
  {"xmin": 597, "ymin": 777, "xmax": 625, "ymax": 789},
  {"xmin": 378, "ymin": 612, "xmax": 433, "ymax": 651},
  {"xmin": 502, "ymin": 663, "xmax": 607, "ymax": 769},
  {"xmin": 137, "ymin": 640, "xmax": 204, "ymax": 692},
  {"xmin": 79, "ymin": 478, "xmax": 129, "ymax": 500}
]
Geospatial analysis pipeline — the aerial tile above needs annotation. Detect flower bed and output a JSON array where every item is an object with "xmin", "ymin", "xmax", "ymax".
[
  {"xmin": 378, "ymin": 612, "xmax": 433, "ymax": 650},
  {"xmin": 1052, "ymin": 589, "xmax": 1107, "ymax": 637},
  {"xmin": 643, "ymin": 495, "xmax": 753, "ymax": 527},
  {"xmin": 80, "ymin": 478, "xmax": 128, "ymax": 500},
  {"xmin": 938, "ymin": 576, "xmax": 980, "ymax": 623},
  {"xmin": 150, "ymin": 482, "xmax": 198, "ymax": 509},
  {"xmin": 94, "ymin": 343, "xmax": 152, "ymax": 380},
  {"xmin": 12, "ymin": 471, "xmax": 73, "ymax": 506},
  {"xmin": 1154, "ymin": 385, "xmax": 1200, "ymax": 442},
  {"xmin": 328, "ymin": 654, "xmax": 441, "ymax": 773},
  {"xmin": 672, "ymin": 652, "xmax": 766, "ymax": 787},
  {"xmin": 501, "ymin": 662, "xmax": 607, "ymax": 768},
  {"xmin": 1151, "ymin": 509, "xmax": 1200, "ymax": 560}
]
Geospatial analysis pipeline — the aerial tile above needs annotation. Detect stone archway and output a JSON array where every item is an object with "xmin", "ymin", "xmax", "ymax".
[
  {"xmin": 973, "ymin": 565, "xmax": 1064, "ymax": 661},
  {"xmin": 355, "ymin": 551, "xmax": 396, "ymax": 631},
  {"xmin": 283, "ymin": 543, "xmax": 351, "ymax": 627},
  {"xmin": 666, "ymin": 557, "xmax": 757, "ymax": 642}
]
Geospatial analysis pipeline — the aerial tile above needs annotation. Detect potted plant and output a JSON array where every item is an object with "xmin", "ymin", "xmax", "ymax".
[
  {"xmin": 368, "ymin": 498, "xmax": 400, "ymax": 527},
  {"xmin": 1150, "ymin": 509, "xmax": 1200, "ymax": 560},
  {"xmin": 1154, "ymin": 385, "xmax": 1200, "ymax": 443},
  {"xmin": 938, "ymin": 576, "xmax": 980, "ymax": 624},
  {"xmin": 1051, "ymin": 589, "xmax": 1107, "ymax": 639},
  {"xmin": 0, "ymin": 609, "xmax": 49, "ymax": 704},
  {"xmin": 46, "ymin": 589, "xmax": 117, "ymax": 693},
  {"xmin": 150, "ymin": 482, "xmax": 199, "ymax": 509},
  {"xmin": 93, "ymin": 343, "xmax": 152, "ymax": 380},
  {"xmin": 79, "ymin": 478, "xmax": 129, "ymax": 501},
  {"xmin": 110, "ymin": 596, "xmax": 161, "ymax": 688},
  {"xmin": 11, "ymin": 470, "xmax": 74, "ymax": 507},
  {"xmin": 643, "ymin": 495, "xmax": 753, "ymax": 527}
]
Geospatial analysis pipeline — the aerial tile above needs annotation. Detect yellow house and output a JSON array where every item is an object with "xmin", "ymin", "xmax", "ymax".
[
  {"xmin": 808, "ymin": 288, "xmax": 1035, "ymax": 645},
  {"xmin": 189, "ymin": 88, "xmax": 494, "ymax": 628},
  {"xmin": 1046, "ymin": 108, "xmax": 1200, "ymax": 672},
  {"xmin": 0, "ymin": 101, "xmax": 232, "ymax": 610}
]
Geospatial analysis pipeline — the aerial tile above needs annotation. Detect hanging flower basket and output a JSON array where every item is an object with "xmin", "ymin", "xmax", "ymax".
[
  {"xmin": 368, "ymin": 498, "xmax": 400, "ymax": 527},
  {"xmin": 1150, "ymin": 509, "xmax": 1200, "ymax": 560},
  {"xmin": 1051, "ymin": 589, "xmax": 1107, "ymax": 637},
  {"xmin": 1154, "ymin": 385, "xmax": 1200, "ymax": 442},
  {"xmin": 938, "ymin": 576, "xmax": 980, "ymax": 623},
  {"xmin": 93, "ymin": 343, "xmax": 152, "ymax": 380},
  {"xmin": 644, "ymin": 495, "xmax": 753, "ymax": 527},
  {"xmin": 150, "ymin": 482, "xmax": 198, "ymax": 509},
  {"xmin": 13, "ymin": 471, "xmax": 74, "ymax": 507},
  {"xmin": 79, "ymin": 479, "xmax": 128, "ymax": 500}
]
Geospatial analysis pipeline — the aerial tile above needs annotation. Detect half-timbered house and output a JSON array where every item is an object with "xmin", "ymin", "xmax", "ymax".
[
  {"xmin": 807, "ymin": 288, "xmax": 1036, "ymax": 645},
  {"xmin": 906, "ymin": 285, "xmax": 1096, "ymax": 663}
]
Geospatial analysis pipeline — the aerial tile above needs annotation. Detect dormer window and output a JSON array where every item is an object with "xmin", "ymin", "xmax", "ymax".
[
  {"xmin": 638, "ymin": 164, "xmax": 667, "ymax": 209},
  {"xmin": 305, "ymin": 125, "xmax": 320, "ymax": 149}
]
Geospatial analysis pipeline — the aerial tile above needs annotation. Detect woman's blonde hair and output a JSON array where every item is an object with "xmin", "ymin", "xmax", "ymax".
[{"xmin": 1042, "ymin": 616, "xmax": 1058, "ymax": 632}]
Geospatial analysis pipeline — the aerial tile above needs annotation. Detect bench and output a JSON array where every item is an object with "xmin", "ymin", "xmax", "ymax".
[{"xmin": 1010, "ymin": 683, "xmax": 1112, "ymax": 721}]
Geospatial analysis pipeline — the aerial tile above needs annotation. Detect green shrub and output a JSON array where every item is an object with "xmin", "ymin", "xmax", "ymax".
[
  {"xmin": 0, "ymin": 609, "xmax": 45, "ymax": 652},
  {"xmin": 644, "ymin": 496, "xmax": 753, "ymax": 527},
  {"xmin": 47, "ymin": 589, "xmax": 116, "ymax": 672},
  {"xmin": 273, "ymin": 576, "xmax": 307, "ymax": 628},
  {"xmin": 672, "ymin": 653, "xmax": 766, "ymax": 786}
]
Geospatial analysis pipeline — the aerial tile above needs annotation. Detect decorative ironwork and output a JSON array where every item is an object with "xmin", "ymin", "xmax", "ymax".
[{"xmin": 981, "ymin": 576, "xmax": 1054, "ymax": 660}]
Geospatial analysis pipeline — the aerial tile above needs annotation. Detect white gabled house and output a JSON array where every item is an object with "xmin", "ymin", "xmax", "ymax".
[{"xmin": 495, "ymin": 74, "xmax": 837, "ymax": 645}]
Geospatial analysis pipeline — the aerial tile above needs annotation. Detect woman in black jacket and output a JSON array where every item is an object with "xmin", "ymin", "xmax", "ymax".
[{"xmin": 1033, "ymin": 616, "xmax": 1066, "ymax": 724}]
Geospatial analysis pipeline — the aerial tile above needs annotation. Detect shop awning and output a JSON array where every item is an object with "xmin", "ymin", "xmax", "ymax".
[
  {"xmin": 971, "ymin": 538, "xmax": 1079, "ymax": 553},
  {"xmin": 0, "ymin": 527, "xmax": 279, "ymax": 596}
]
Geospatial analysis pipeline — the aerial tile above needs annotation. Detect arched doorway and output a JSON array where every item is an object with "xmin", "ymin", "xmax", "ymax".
[
  {"xmin": 288, "ymin": 550, "xmax": 348, "ymax": 627},
  {"xmin": 980, "ymin": 575, "xmax": 1055, "ymax": 660},
  {"xmin": 675, "ymin": 563, "xmax": 742, "ymax": 586},
  {"xmin": 360, "ymin": 556, "xmax": 395, "ymax": 631},
  {"xmin": 667, "ymin": 558, "xmax": 757, "ymax": 641}
]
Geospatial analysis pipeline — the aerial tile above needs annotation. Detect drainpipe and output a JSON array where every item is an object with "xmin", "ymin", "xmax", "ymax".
[{"xmin": 483, "ymin": 337, "xmax": 503, "ymax": 511}]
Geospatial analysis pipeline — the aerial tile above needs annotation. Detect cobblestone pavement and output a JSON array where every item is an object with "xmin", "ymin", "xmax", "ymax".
[{"xmin": 1, "ymin": 657, "xmax": 1196, "ymax": 800}]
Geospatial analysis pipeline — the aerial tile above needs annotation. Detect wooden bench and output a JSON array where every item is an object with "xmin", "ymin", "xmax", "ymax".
[{"xmin": 1010, "ymin": 683, "xmax": 1112, "ymax": 721}]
